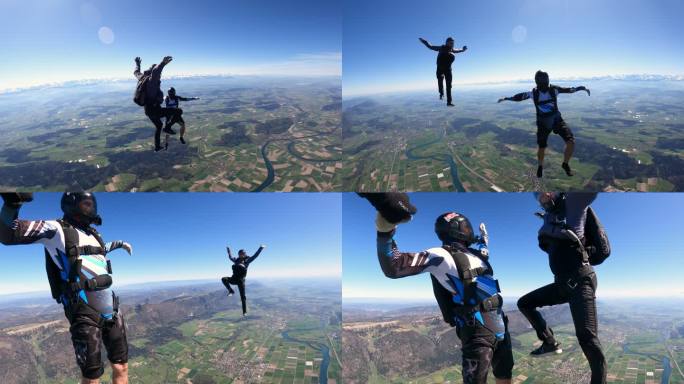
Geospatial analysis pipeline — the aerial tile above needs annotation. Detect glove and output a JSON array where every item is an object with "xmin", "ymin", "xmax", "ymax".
[
  {"xmin": 375, "ymin": 213, "xmax": 398, "ymax": 232},
  {"xmin": 1, "ymin": 192, "xmax": 34, "ymax": 208},
  {"xmin": 121, "ymin": 242, "xmax": 133, "ymax": 256},
  {"xmin": 358, "ymin": 193, "xmax": 416, "ymax": 224},
  {"xmin": 478, "ymin": 223, "xmax": 488, "ymax": 246},
  {"xmin": 260, "ymin": 244, "xmax": 266, "ymax": 249}
]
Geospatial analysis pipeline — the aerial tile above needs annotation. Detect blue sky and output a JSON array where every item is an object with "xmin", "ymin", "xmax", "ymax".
[
  {"xmin": 0, "ymin": 0, "xmax": 341, "ymax": 91},
  {"xmin": 343, "ymin": 193, "xmax": 684, "ymax": 300},
  {"xmin": 343, "ymin": 0, "xmax": 684, "ymax": 96},
  {"xmin": 0, "ymin": 193, "xmax": 341, "ymax": 295}
]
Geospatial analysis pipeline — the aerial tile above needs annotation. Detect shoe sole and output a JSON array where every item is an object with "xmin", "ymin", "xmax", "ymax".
[{"xmin": 530, "ymin": 349, "xmax": 563, "ymax": 357}]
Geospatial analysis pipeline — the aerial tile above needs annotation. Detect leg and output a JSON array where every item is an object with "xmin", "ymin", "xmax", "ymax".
[
  {"xmin": 492, "ymin": 315, "xmax": 514, "ymax": 384},
  {"xmin": 568, "ymin": 274, "xmax": 606, "ymax": 384},
  {"xmin": 445, "ymin": 70, "xmax": 453, "ymax": 105},
  {"xmin": 178, "ymin": 116, "xmax": 186, "ymax": 144},
  {"xmin": 554, "ymin": 119, "xmax": 575, "ymax": 163},
  {"xmin": 103, "ymin": 311, "xmax": 129, "ymax": 384},
  {"xmin": 517, "ymin": 282, "xmax": 568, "ymax": 344},
  {"xmin": 237, "ymin": 280, "xmax": 247, "ymax": 315},
  {"xmin": 459, "ymin": 326, "xmax": 495, "ymax": 384},
  {"xmin": 221, "ymin": 276, "xmax": 236, "ymax": 294},
  {"xmin": 145, "ymin": 107, "xmax": 164, "ymax": 150},
  {"xmin": 111, "ymin": 364, "xmax": 128, "ymax": 384},
  {"xmin": 537, "ymin": 147, "xmax": 546, "ymax": 167},
  {"xmin": 554, "ymin": 118, "xmax": 575, "ymax": 175},
  {"xmin": 436, "ymin": 69, "xmax": 445, "ymax": 99},
  {"xmin": 536, "ymin": 119, "xmax": 552, "ymax": 176},
  {"xmin": 70, "ymin": 314, "xmax": 105, "ymax": 383},
  {"xmin": 160, "ymin": 108, "xmax": 180, "ymax": 133}
]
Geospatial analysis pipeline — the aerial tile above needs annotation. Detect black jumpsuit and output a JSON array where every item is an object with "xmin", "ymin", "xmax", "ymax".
[
  {"xmin": 134, "ymin": 62, "xmax": 182, "ymax": 150},
  {"xmin": 517, "ymin": 193, "xmax": 607, "ymax": 384},
  {"xmin": 420, "ymin": 41, "xmax": 459, "ymax": 104},
  {"xmin": 221, "ymin": 247, "xmax": 264, "ymax": 315}
]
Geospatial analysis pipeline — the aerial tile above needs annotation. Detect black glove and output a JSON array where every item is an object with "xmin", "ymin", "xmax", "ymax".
[
  {"xmin": 1, "ymin": 192, "xmax": 34, "ymax": 208},
  {"xmin": 357, "ymin": 193, "xmax": 416, "ymax": 224}
]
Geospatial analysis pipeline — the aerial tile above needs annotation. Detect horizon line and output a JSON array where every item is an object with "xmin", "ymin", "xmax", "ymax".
[
  {"xmin": 0, "ymin": 73, "xmax": 342, "ymax": 95},
  {"xmin": 0, "ymin": 275, "xmax": 341, "ymax": 298},
  {"xmin": 342, "ymin": 72, "xmax": 684, "ymax": 98}
]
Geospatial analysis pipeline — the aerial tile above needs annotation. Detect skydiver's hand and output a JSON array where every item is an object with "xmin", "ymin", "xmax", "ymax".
[
  {"xmin": 135, "ymin": 57, "xmax": 141, "ymax": 65},
  {"xmin": 584, "ymin": 88, "xmax": 591, "ymax": 96},
  {"xmin": 497, "ymin": 97, "xmax": 507, "ymax": 103},
  {"xmin": 1, "ymin": 192, "xmax": 34, "ymax": 208},
  {"xmin": 358, "ymin": 192, "xmax": 416, "ymax": 224},
  {"xmin": 462, "ymin": 45, "xmax": 467, "ymax": 51},
  {"xmin": 419, "ymin": 37, "xmax": 427, "ymax": 44},
  {"xmin": 260, "ymin": 244, "xmax": 266, "ymax": 249},
  {"xmin": 121, "ymin": 242, "xmax": 133, "ymax": 256},
  {"xmin": 375, "ymin": 212, "xmax": 398, "ymax": 233},
  {"xmin": 162, "ymin": 56, "xmax": 173, "ymax": 64}
]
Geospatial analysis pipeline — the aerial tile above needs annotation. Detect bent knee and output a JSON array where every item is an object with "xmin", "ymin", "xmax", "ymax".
[
  {"xmin": 516, "ymin": 297, "xmax": 529, "ymax": 310},
  {"xmin": 111, "ymin": 362, "xmax": 128, "ymax": 375}
]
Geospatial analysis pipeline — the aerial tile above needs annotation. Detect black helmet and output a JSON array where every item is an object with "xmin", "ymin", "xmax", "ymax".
[
  {"xmin": 535, "ymin": 192, "xmax": 565, "ymax": 212},
  {"xmin": 535, "ymin": 70, "xmax": 550, "ymax": 89},
  {"xmin": 61, "ymin": 192, "xmax": 102, "ymax": 226},
  {"xmin": 238, "ymin": 249, "xmax": 246, "ymax": 257},
  {"xmin": 168, "ymin": 87, "xmax": 176, "ymax": 96},
  {"xmin": 446, "ymin": 37, "xmax": 454, "ymax": 43},
  {"xmin": 435, "ymin": 212, "xmax": 476, "ymax": 245}
]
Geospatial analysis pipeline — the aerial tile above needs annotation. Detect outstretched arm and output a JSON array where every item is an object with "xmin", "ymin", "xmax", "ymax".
[
  {"xmin": 377, "ymin": 227, "xmax": 441, "ymax": 279},
  {"xmin": 133, "ymin": 57, "xmax": 143, "ymax": 80},
  {"xmin": 498, "ymin": 91, "xmax": 532, "ymax": 103},
  {"xmin": 555, "ymin": 85, "xmax": 590, "ymax": 96},
  {"xmin": 106, "ymin": 241, "xmax": 132, "ymax": 256},
  {"xmin": 227, "ymin": 247, "xmax": 238, "ymax": 262},
  {"xmin": 0, "ymin": 194, "xmax": 60, "ymax": 247},
  {"xmin": 246, "ymin": 245, "xmax": 265, "ymax": 265},
  {"xmin": 151, "ymin": 56, "xmax": 173, "ymax": 82},
  {"xmin": 452, "ymin": 45, "xmax": 468, "ymax": 54},
  {"xmin": 418, "ymin": 37, "xmax": 439, "ymax": 51}
]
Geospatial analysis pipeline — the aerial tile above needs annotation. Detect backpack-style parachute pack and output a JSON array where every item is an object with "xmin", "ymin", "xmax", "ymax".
[
  {"xmin": 45, "ymin": 220, "xmax": 110, "ymax": 304},
  {"xmin": 583, "ymin": 207, "xmax": 611, "ymax": 265},
  {"xmin": 133, "ymin": 74, "xmax": 150, "ymax": 106}
]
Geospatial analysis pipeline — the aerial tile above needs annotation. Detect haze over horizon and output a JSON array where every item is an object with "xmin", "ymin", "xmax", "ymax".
[
  {"xmin": 0, "ymin": 193, "xmax": 342, "ymax": 295},
  {"xmin": 343, "ymin": 0, "xmax": 684, "ymax": 96},
  {"xmin": 0, "ymin": 0, "xmax": 341, "ymax": 92}
]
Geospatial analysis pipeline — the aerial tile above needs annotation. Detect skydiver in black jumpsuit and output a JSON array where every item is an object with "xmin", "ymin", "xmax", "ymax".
[{"xmin": 221, "ymin": 245, "xmax": 265, "ymax": 315}]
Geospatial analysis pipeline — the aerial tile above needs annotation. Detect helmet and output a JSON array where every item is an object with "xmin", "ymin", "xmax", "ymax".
[
  {"xmin": 435, "ymin": 212, "xmax": 476, "ymax": 245},
  {"xmin": 168, "ymin": 87, "xmax": 176, "ymax": 96},
  {"xmin": 446, "ymin": 37, "xmax": 454, "ymax": 43},
  {"xmin": 61, "ymin": 192, "xmax": 102, "ymax": 226},
  {"xmin": 535, "ymin": 70, "xmax": 550, "ymax": 90},
  {"xmin": 238, "ymin": 249, "xmax": 247, "ymax": 257},
  {"xmin": 534, "ymin": 192, "xmax": 565, "ymax": 212}
]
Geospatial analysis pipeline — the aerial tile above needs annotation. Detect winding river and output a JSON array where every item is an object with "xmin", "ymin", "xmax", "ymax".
[
  {"xmin": 252, "ymin": 140, "xmax": 275, "ymax": 192},
  {"xmin": 281, "ymin": 330, "xmax": 331, "ymax": 384},
  {"xmin": 405, "ymin": 131, "xmax": 466, "ymax": 192},
  {"xmin": 622, "ymin": 342, "xmax": 672, "ymax": 384}
]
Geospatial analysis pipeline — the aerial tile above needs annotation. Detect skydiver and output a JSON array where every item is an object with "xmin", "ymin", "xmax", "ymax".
[
  {"xmin": 419, "ymin": 37, "xmax": 468, "ymax": 107},
  {"xmin": 0, "ymin": 192, "xmax": 132, "ymax": 384},
  {"xmin": 498, "ymin": 71, "xmax": 590, "ymax": 178},
  {"xmin": 517, "ymin": 192, "xmax": 606, "ymax": 384},
  {"xmin": 359, "ymin": 193, "xmax": 514, "ymax": 384},
  {"xmin": 133, "ymin": 56, "xmax": 183, "ymax": 152},
  {"xmin": 164, "ymin": 87, "xmax": 199, "ymax": 145},
  {"xmin": 221, "ymin": 245, "xmax": 266, "ymax": 316}
]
